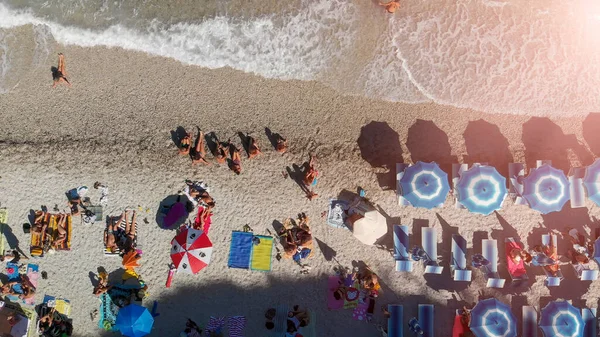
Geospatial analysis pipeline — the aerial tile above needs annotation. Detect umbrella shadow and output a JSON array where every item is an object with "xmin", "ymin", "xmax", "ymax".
[
  {"xmin": 357, "ymin": 121, "xmax": 403, "ymax": 190},
  {"xmin": 406, "ymin": 119, "xmax": 457, "ymax": 176},
  {"xmin": 373, "ymin": 205, "xmax": 399, "ymax": 255},
  {"xmin": 462, "ymin": 119, "xmax": 513, "ymax": 178},
  {"xmin": 315, "ymin": 238, "xmax": 336, "ymax": 262}
]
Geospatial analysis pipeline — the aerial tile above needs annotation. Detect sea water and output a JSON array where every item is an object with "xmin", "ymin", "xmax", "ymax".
[{"xmin": 0, "ymin": 0, "xmax": 599, "ymax": 116}]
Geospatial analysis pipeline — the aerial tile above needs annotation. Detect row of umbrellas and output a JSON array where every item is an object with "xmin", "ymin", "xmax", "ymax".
[
  {"xmin": 399, "ymin": 160, "xmax": 597, "ymax": 215},
  {"xmin": 471, "ymin": 299, "xmax": 584, "ymax": 337}
]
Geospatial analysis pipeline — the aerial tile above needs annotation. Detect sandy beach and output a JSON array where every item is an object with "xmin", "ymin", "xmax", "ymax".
[{"xmin": 1, "ymin": 43, "xmax": 600, "ymax": 337}]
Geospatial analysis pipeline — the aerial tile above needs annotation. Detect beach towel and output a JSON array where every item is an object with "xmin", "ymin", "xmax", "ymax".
[
  {"xmin": 452, "ymin": 314, "xmax": 465, "ymax": 337},
  {"xmin": 267, "ymin": 304, "xmax": 290, "ymax": 337},
  {"xmin": 353, "ymin": 300, "xmax": 370, "ymax": 321},
  {"xmin": 228, "ymin": 316, "xmax": 246, "ymax": 337},
  {"xmin": 228, "ymin": 231, "xmax": 253, "ymax": 269},
  {"xmin": 251, "ymin": 235, "xmax": 273, "ymax": 272},
  {"xmin": 327, "ymin": 200, "xmax": 349, "ymax": 229},
  {"xmin": 343, "ymin": 281, "xmax": 361, "ymax": 310},
  {"xmin": 98, "ymin": 293, "xmax": 118, "ymax": 331},
  {"xmin": 43, "ymin": 295, "xmax": 71, "ymax": 317},
  {"xmin": 193, "ymin": 205, "xmax": 212, "ymax": 234},
  {"xmin": 298, "ymin": 310, "xmax": 317, "ymax": 337},
  {"xmin": 22, "ymin": 264, "xmax": 38, "ymax": 305},
  {"xmin": 206, "ymin": 316, "xmax": 226, "ymax": 336},
  {"xmin": 104, "ymin": 217, "xmax": 139, "ymax": 256},
  {"xmin": 505, "ymin": 240, "xmax": 527, "ymax": 277},
  {"xmin": 327, "ymin": 276, "xmax": 344, "ymax": 310}
]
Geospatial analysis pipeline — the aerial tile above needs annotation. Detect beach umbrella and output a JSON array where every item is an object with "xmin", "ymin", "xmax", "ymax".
[
  {"xmin": 522, "ymin": 164, "xmax": 569, "ymax": 214},
  {"xmin": 456, "ymin": 165, "xmax": 507, "ymax": 215},
  {"xmin": 540, "ymin": 301, "xmax": 583, "ymax": 337},
  {"xmin": 122, "ymin": 250, "xmax": 141, "ymax": 270},
  {"xmin": 583, "ymin": 159, "xmax": 600, "ymax": 206},
  {"xmin": 400, "ymin": 161, "xmax": 450, "ymax": 209},
  {"xmin": 115, "ymin": 304, "xmax": 154, "ymax": 337},
  {"xmin": 351, "ymin": 209, "xmax": 387, "ymax": 246},
  {"xmin": 470, "ymin": 298, "xmax": 517, "ymax": 337},
  {"xmin": 170, "ymin": 227, "xmax": 213, "ymax": 274}
]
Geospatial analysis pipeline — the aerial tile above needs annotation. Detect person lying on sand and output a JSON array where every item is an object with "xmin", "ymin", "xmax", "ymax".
[
  {"xmin": 93, "ymin": 271, "xmax": 112, "ymax": 296},
  {"xmin": 287, "ymin": 305, "xmax": 310, "ymax": 333},
  {"xmin": 122, "ymin": 210, "xmax": 138, "ymax": 253},
  {"xmin": 18, "ymin": 276, "xmax": 36, "ymax": 300},
  {"xmin": 379, "ymin": 0, "xmax": 400, "ymax": 13},
  {"xmin": 247, "ymin": 135, "xmax": 262, "ymax": 159},
  {"xmin": 179, "ymin": 133, "xmax": 192, "ymax": 156},
  {"xmin": 275, "ymin": 135, "xmax": 288, "ymax": 154},
  {"xmin": 52, "ymin": 53, "xmax": 71, "ymax": 88},
  {"xmin": 51, "ymin": 213, "xmax": 68, "ymax": 249},
  {"xmin": 105, "ymin": 211, "xmax": 126, "ymax": 253},
  {"xmin": 229, "ymin": 142, "xmax": 242, "ymax": 175},
  {"xmin": 0, "ymin": 282, "xmax": 18, "ymax": 295},
  {"xmin": 191, "ymin": 130, "xmax": 210, "ymax": 165}
]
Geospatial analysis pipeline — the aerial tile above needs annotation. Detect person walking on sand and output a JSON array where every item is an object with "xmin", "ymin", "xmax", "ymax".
[
  {"xmin": 379, "ymin": 0, "xmax": 400, "ymax": 13},
  {"xmin": 52, "ymin": 53, "xmax": 72, "ymax": 88}
]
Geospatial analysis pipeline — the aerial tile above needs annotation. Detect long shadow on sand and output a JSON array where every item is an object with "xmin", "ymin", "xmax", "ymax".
[
  {"xmin": 522, "ymin": 117, "xmax": 593, "ymax": 173},
  {"xmin": 463, "ymin": 119, "xmax": 513, "ymax": 178},
  {"xmin": 357, "ymin": 121, "xmax": 403, "ymax": 190},
  {"xmin": 406, "ymin": 119, "xmax": 457, "ymax": 175}
]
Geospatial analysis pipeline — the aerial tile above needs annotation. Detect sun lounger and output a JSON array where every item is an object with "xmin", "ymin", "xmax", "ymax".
[
  {"xmin": 572, "ymin": 262, "xmax": 599, "ymax": 281},
  {"xmin": 397, "ymin": 163, "xmax": 412, "ymax": 206},
  {"xmin": 522, "ymin": 306, "xmax": 538, "ymax": 337},
  {"xmin": 582, "ymin": 308, "xmax": 597, "ymax": 337},
  {"xmin": 569, "ymin": 167, "xmax": 587, "ymax": 208},
  {"xmin": 393, "ymin": 225, "xmax": 413, "ymax": 272},
  {"xmin": 541, "ymin": 233, "xmax": 563, "ymax": 286},
  {"xmin": 451, "ymin": 234, "xmax": 471, "ymax": 281},
  {"xmin": 536, "ymin": 160, "xmax": 552, "ymax": 168},
  {"xmin": 505, "ymin": 237, "xmax": 528, "ymax": 282},
  {"xmin": 452, "ymin": 164, "xmax": 468, "ymax": 209},
  {"xmin": 422, "ymin": 228, "xmax": 443, "ymax": 274},
  {"xmin": 250, "ymin": 235, "xmax": 274, "ymax": 272},
  {"xmin": 387, "ymin": 304, "xmax": 403, "ymax": 337},
  {"xmin": 418, "ymin": 304, "xmax": 434, "ymax": 337},
  {"xmin": 508, "ymin": 163, "xmax": 528, "ymax": 205},
  {"xmin": 481, "ymin": 239, "xmax": 505, "ymax": 288}
]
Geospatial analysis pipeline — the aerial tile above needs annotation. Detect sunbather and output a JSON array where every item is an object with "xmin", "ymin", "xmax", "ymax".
[
  {"xmin": 275, "ymin": 135, "xmax": 288, "ymax": 153},
  {"xmin": 51, "ymin": 214, "xmax": 68, "ymax": 249},
  {"xmin": 303, "ymin": 155, "xmax": 319, "ymax": 200},
  {"xmin": 123, "ymin": 210, "xmax": 138, "ymax": 253},
  {"xmin": 105, "ymin": 211, "xmax": 126, "ymax": 253},
  {"xmin": 541, "ymin": 235, "xmax": 560, "ymax": 276},
  {"xmin": 179, "ymin": 133, "xmax": 192, "ymax": 156},
  {"xmin": 0, "ymin": 282, "xmax": 18, "ymax": 295},
  {"xmin": 19, "ymin": 276, "xmax": 36, "ymax": 300},
  {"xmin": 33, "ymin": 211, "xmax": 49, "ymax": 235},
  {"xmin": 287, "ymin": 305, "xmax": 310, "ymax": 333},
  {"xmin": 247, "ymin": 135, "xmax": 262, "ymax": 159},
  {"xmin": 52, "ymin": 53, "xmax": 71, "ymax": 88},
  {"xmin": 38, "ymin": 307, "xmax": 55, "ymax": 332},
  {"xmin": 229, "ymin": 142, "xmax": 242, "ymax": 175},
  {"xmin": 379, "ymin": 0, "xmax": 400, "ymax": 13},
  {"xmin": 191, "ymin": 130, "xmax": 210, "ymax": 165},
  {"xmin": 209, "ymin": 134, "xmax": 229, "ymax": 164},
  {"xmin": 358, "ymin": 267, "xmax": 381, "ymax": 295},
  {"xmin": 93, "ymin": 271, "xmax": 112, "ymax": 296},
  {"xmin": 194, "ymin": 204, "xmax": 213, "ymax": 233}
]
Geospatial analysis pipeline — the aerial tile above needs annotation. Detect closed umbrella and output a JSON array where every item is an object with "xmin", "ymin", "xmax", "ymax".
[
  {"xmin": 523, "ymin": 164, "xmax": 569, "ymax": 214},
  {"xmin": 350, "ymin": 208, "xmax": 387, "ymax": 246},
  {"xmin": 470, "ymin": 298, "xmax": 517, "ymax": 337},
  {"xmin": 540, "ymin": 301, "xmax": 583, "ymax": 337},
  {"xmin": 400, "ymin": 161, "xmax": 450, "ymax": 209},
  {"xmin": 456, "ymin": 165, "xmax": 507, "ymax": 215},
  {"xmin": 115, "ymin": 304, "xmax": 154, "ymax": 337},
  {"xmin": 583, "ymin": 159, "xmax": 600, "ymax": 206},
  {"xmin": 171, "ymin": 227, "xmax": 213, "ymax": 274}
]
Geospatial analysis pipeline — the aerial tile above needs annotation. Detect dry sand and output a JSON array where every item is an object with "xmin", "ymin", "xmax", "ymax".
[{"xmin": 1, "ymin": 44, "xmax": 600, "ymax": 336}]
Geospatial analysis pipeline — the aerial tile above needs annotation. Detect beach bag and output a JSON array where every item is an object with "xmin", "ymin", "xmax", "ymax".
[{"xmin": 293, "ymin": 248, "xmax": 311, "ymax": 262}]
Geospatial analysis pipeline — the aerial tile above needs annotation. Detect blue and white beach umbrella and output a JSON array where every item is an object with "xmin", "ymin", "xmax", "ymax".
[
  {"xmin": 399, "ymin": 161, "xmax": 450, "ymax": 209},
  {"xmin": 522, "ymin": 164, "xmax": 569, "ymax": 214},
  {"xmin": 540, "ymin": 301, "xmax": 583, "ymax": 337},
  {"xmin": 456, "ymin": 165, "xmax": 507, "ymax": 215},
  {"xmin": 583, "ymin": 159, "xmax": 600, "ymax": 206},
  {"xmin": 470, "ymin": 298, "xmax": 517, "ymax": 337}
]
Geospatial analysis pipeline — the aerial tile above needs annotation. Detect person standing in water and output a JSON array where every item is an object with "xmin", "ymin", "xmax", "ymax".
[
  {"xmin": 52, "ymin": 53, "xmax": 72, "ymax": 88},
  {"xmin": 379, "ymin": 0, "xmax": 400, "ymax": 13}
]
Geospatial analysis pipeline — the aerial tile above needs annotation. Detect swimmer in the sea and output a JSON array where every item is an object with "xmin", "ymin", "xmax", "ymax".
[
  {"xmin": 52, "ymin": 53, "xmax": 72, "ymax": 88},
  {"xmin": 379, "ymin": 0, "xmax": 400, "ymax": 13}
]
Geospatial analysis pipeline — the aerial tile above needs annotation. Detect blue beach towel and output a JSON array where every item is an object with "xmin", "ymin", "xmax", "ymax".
[
  {"xmin": 98, "ymin": 293, "xmax": 118, "ymax": 331},
  {"xmin": 228, "ymin": 231, "xmax": 253, "ymax": 269}
]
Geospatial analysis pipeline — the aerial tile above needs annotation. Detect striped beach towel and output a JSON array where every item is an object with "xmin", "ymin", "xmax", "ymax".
[
  {"xmin": 104, "ymin": 217, "xmax": 139, "ymax": 256},
  {"xmin": 98, "ymin": 293, "xmax": 118, "ymax": 331},
  {"xmin": 228, "ymin": 316, "xmax": 246, "ymax": 337},
  {"xmin": 206, "ymin": 316, "xmax": 226, "ymax": 336},
  {"xmin": 267, "ymin": 304, "xmax": 290, "ymax": 337}
]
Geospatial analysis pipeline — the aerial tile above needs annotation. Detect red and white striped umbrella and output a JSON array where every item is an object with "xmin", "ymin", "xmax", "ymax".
[{"xmin": 170, "ymin": 227, "xmax": 213, "ymax": 274}]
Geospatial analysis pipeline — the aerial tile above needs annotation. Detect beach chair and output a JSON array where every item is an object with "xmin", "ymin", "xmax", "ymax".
[
  {"xmin": 422, "ymin": 227, "xmax": 443, "ymax": 274},
  {"xmin": 481, "ymin": 239, "xmax": 505, "ymax": 288},
  {"xmin": 452, "ymin": 164, "xmax": 468, "ymax": 209},
  {"xmin": 541, "ymin": 233, "xmax": 563, "ymax": 286},
  {"xmin": 569, "ymin": 167, "xmax": 586, "ymax": 208},
  {"xmin": 418, "ymin": 304, "xmax": 434, "ymax": 337},
  {"xmin": 522, "ymin": 306, "xmax": 538, "ymax": 337},
  {"xmin": 508, "ymin": 163, "xmax": 528, "ymax": 205},
  {"xmin": 582, "ymin": 308, "xmax": 597, "ymax": 337},
  {"xmin": 388, "ymin": 304, "xmax": 403, "ymax": 337},
  {"xmin": 536, "ymin": 160, "xmax": 552, "ymax": 168},
  {"xmin": 505, "ymin": 237, "xmax": 528, "ymax": 283},
  {"xmin": 397, "ymin": 163, "xmax": 412, "ymax": 206},
  {"xmin": 572, "ymin": 262, "xmax": 599, "ymax": 281},
  {"xmin": 393, "ymin": 225, "xmax": 413, "ymax": 272},
  {"xmin": 450, "ymin": 234, "xmax": 471, "ymax": 281}
]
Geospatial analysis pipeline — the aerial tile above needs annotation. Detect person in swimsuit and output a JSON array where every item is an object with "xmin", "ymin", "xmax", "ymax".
[
  {"xmin": 303, "ymin": 155, "xmax": 319, "ymax": 200},
  {"xmin": 287, "ymin": 305, "xmax": 310, "ymax": 333},
  {"xmin": 51, "ymin": 213, "xmax": 68, "ymax": 249},
  {"xmin": 93, "ymin": 271, "xmax": 112, "ymax": 296},
  {"xmin": 123, "ymin": 210, "xmax": 138, "ymax": 253},
  {"xmin": 247, "ymin": 135, "xmax": 262, "ymax": 159},
  {"xmin": 229, "ymin": 142, "xmax": 242, "ymax": 175},
  {"xmin": 52, "ymin": 53, "xmax": 72, "ymax": 88},
  {"xmin": 0, "ymin": 282, "xmax": 18, "ymax": 295},
  {"xmin": 379, "ymin": 0, "xmax": 400, "ymax": 13},
  {"xmin": 18, "ymin": 276, "xmax": 36, "ymax": 300},
  {"xmin": 105, "ymin": 211, "xmax": 126, "ymax": 253},
  {"xmin": 191, "ymin": 129, "xmax": 210, "ymax": 165},
  {"xmin": 275, "ymin": 135, "xmax": 288, "ymax": 154},
  {"xmin": 179, "ymin": 133, "xmax": 192, "ymax": 156}
]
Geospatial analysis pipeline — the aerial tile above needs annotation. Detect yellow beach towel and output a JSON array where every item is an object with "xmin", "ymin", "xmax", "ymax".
[{"xmin": 250, "ymin": 235, "xmax": 273, "ymax": 272}]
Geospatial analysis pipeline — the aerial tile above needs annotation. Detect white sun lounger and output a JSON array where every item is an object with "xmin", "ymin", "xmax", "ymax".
[
  {"xmin": 393, "ymin": 225, "xmax": 413, "ymax": 272},
  {"xmin": 582, "ymin": 308, "xmax": 597, "ymax": 337},
  {"xmin": 388, "ymin": 304, "xmax": 403, "ymax": 337},
  {"xmin": 508, "ymin": 163, "xmax": 528, "ymax": 205},
  {"xmin": 396, "ymin": 163, "xmax": 412, "ymax": 207},
  {"xmin": 422, "ymin": 228, "xmax": 443, "ymax": 274},
  {"xmin": 569, "ymin": 167, "xmax": 586, "ymax": 209},
  {"xmin": 482, "ymin": 239, "xmax": 505, "ymax": 288},
  {"xmin": 536, "ymin": 160, "xmax": 552, "ymax": 168},
  {"xmin": 452, "ymin": 164, "xmax": 468, "ymax": 209},
  {"xmin": 522, "ymin": 306, "xmax": 538, "ymax": 337},
  {"xmin": 542, "ymin": 233, "xmax": 563, "ymax": 287},
  {"xmin": 451, "ymin": 234, "xmax": 471, "ymax": 281},
  {"xmin": 572, "ymin": 262, "xmax": 599, "ymax": 281},
  {"xmin": 418, "ymin": 304, "xmax": 434, "ymax": 337}
]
